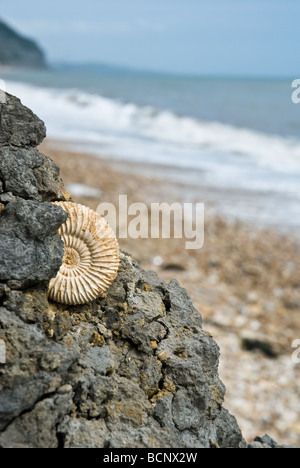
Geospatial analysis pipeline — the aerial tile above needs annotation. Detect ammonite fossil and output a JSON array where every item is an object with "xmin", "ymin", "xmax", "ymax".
[{"xmin": 48, "ymin": 202, "xmax": 120, "ymax": 305}]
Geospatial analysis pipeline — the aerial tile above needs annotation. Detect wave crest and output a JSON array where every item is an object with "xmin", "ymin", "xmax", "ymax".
[{"xmin": 5, "ymin": 80, "xmax": 300, "ymax": 183}]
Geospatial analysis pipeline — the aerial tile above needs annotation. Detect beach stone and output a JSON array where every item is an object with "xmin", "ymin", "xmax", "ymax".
[
  {"xmin": 254, "ymin": 434, "xmax": 279, "ymax": 448},
  {"xmin": 248, "ymin": 441, "xmax": 268, "ymax": 449},
  {"xmin": 248, "ymin": 434, "xmax": 297, "ymax": 449}
]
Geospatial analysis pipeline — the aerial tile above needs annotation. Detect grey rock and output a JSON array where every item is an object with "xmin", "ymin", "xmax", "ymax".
[
  {"xmin": 0, "ymin": 303, "xmax": 79, "ymax": 432},
  {"xmin": 152, "ymin": 392, "xmax": 174, "ymax": 428},
  {"xmin": 215, "ymin": 408, "xmax": 246, "ymax": 449},
  {"xmin": 248, "ymin": 441, "xmax": 267, "ymax": 449},
  {"xmin": 254, "ymin": 434, "xmax": 278, "ymax": 448},
  {"xmin": 0, "ymin": 394, "xmax": 73, "ymax": 448},
  {"xmin": 58, "ymin": 418, "xmax": 110, "ymax": 448},
  {"xmin": 0, "ymin": 253, "xmax": 245, "ymax": 448},
  {"xmin": 0, "ymin": 146, "xmax": 66, "ymax": 201},
  {"xmin": 0, "ymin": 93, "xmax": 46, "ymax": 147},
  {"xmin": 250, "ymin": 434, "xmax": 299, "ymax": 448},
  {"xmin": 0, "ymin": 93, "xmax": 279, "ymax": 449},
  {"xmin": 0, "ymin": 193, "xmax": 16, "ymax": 203},
  {"xmin": 165, "ymin": 278, "xmax": 202, "ymax": 329},
  {"xmin": 0, "ymin": 199, "xmax": 67, "ymax": 284},
  {"xmin": 0, "ymin": 92, "xmax": 68, "ymax": 289}
]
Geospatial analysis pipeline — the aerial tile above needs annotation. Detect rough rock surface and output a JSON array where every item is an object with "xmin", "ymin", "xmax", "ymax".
[
  {"xmin": 0, "ymin": 199, "xmax": 67, "ymax": 284},
  {"xmin": 0, "ymin": 252, "xmax": 247, "ymax": 448},
  {"xmin": 0, "ymin": 146, "xmax": 67, "ymax": 201},
  {"xmin": 0, "ymin": 92, "xmax": 283, "ymax": 448},
  {"xmin": 0, "ymin": 93, "xmax": 46, "ymax": 147},
  {"xmin": 0, "ymin": 93, "xmax": 69, "ymax": 289}
]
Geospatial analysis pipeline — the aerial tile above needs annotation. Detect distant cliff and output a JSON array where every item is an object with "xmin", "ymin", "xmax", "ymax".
[{"xmin": 0, "ymin": 19, "xmax": 46, "ymax": 68}]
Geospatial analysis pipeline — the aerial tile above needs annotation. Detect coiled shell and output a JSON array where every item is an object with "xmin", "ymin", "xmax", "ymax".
[{"xmin": 48, "ymin": 202, "xmax": 120, "ymax": 305}]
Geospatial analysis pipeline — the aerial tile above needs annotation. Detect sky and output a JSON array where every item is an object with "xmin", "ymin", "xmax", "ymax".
[{"xmin": 0, "ymin": 0, "xmax": 299, "ymax": 76}]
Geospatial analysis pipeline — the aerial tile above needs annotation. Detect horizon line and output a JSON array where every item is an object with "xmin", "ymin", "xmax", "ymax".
[
  {"xmin": 0, "ymin": 60, "xmax": 297, "ymax": 81},
  {"xmin": 48, "ymin": 60, "xmax": 298, "ymax": 81}
]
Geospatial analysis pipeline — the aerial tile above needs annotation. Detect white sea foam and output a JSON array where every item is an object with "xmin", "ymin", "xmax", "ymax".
[{"xmin": 5, "ymin": 81, "xmax": 300, "ymax": 198}]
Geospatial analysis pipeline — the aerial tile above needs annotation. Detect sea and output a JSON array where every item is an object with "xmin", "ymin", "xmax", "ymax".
[{"xmin": 1, "ymin": 65, "xmax": 300, "ymax": 232}]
